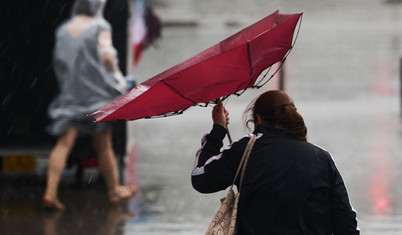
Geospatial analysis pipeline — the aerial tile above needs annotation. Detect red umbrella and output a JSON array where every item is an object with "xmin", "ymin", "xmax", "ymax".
[{"xmin": 91, "ymin": 10, "xmax": 302, "ymax": 122}]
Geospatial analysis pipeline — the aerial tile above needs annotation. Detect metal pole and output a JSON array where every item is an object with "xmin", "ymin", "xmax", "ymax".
[
  {"xmin": 279, "ymin": 63, "xmax": 285, "ymax": 91},
  {"xmin": 400, "ymin": 57, "xmax": 402, "ymax": 119},
  {"xmin": 127, "ymin": 0, "xmax": 133, "ymax": 75}
]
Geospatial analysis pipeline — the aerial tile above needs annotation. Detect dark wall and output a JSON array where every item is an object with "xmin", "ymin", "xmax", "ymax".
[{"xmin": 0, "ymin": 0, "xmax": 129, "ymax": 149}]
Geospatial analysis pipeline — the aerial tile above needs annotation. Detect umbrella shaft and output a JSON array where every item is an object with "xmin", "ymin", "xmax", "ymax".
[{"xmin": 226, "ymin": 126, "xmax": 233, "ymax": 144}]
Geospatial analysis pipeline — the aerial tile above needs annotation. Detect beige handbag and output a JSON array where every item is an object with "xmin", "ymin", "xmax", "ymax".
[{"xmin": 205, "ymin": 135, "xmax": 257, "ymax": 235}]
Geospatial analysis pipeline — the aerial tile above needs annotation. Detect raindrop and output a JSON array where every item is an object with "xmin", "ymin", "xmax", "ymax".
[
  {"xmin": 7, "ymin": 125, "xmax": 14, "ymax": 136},
  {"xmin": 2, "ymin": 93, "xmax": 11, "ymax": 106},
  {"xmin": 58, "ymin": 4, "xmax": 66, "ymax": 15},
  {"xmin": 88, "ymin": 174, "xmax": 93, "ymax": 184},
  {"xmin": 31, "ymin": 77, "xmax": 38, "ymax": 88},
  {"xmin": 45, "ymin": 65, "xmax": 52, "ymax": 73}
]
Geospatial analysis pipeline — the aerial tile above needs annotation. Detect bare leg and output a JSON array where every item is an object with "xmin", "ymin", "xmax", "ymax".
[
  {"xmin": 43, "ymin": 127, "xmax": 78, "ymax": 210},
  {"xmin": 93, "ymin": 132, "xmax": 137, "ymax": 203}
]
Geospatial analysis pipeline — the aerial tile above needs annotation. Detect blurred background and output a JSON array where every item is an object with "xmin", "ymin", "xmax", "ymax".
[{"xmin": 1, "ymin": 0, "xmax": 402, "ymax": 234}]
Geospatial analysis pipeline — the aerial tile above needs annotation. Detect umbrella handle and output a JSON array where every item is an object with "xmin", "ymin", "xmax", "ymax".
[{"xmin": 226, "ymin": 126, "xmax": 233, "ymax": 144}]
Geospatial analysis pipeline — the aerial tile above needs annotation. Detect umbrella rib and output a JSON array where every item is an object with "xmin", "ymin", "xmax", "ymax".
[
  {"xmin": 222, "ymin": 41, "xmax": 254, "ymax": 100},
  {"xmin": 160, "ymin": 79, "xmax": 198, "ymax": 105},
  {"xmin": 231, "ymin": 40, "xmax": 254, "ymax": 96},
  {"xmin": 222, "ymin": 41, "xmax": 258, "ymax": 99},
  {"xmin": 255, "ymin": 58, "xmax": 285, "ymax": 89},
  {"xmin": 254, "ymin": 14, "xmax": 303, "ymax": 89},
  {"xmin": 247, "ymin": 40, "xmax": 254, "ymax": 87},
  {"xmin": 144, "ymin": 109, "xmax": 186, "ymax": 119}
]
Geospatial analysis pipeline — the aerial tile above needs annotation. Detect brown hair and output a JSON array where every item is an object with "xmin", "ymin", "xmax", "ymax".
[{"xmin": 244, "ymin": 90, "xmax": 307, "ymax": 141}]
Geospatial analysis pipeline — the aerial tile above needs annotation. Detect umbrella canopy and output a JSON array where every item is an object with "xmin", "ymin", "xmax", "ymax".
[{"xmin": 91, "ymin": 10, "xmax": 302, "ymax": 122}]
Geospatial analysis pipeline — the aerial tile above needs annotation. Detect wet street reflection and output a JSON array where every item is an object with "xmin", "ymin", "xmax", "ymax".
[
  {"xmin": 0, "ymin": 178, "xmax": 133, "ymax": 235},
  {"xmin": 368, "ymin": 122, "xmax": 396, "ymax": 216}
]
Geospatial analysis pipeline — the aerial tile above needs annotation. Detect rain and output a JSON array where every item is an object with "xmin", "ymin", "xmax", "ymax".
[{"xmin": 1, "ymin": 0, "xmax": 402, "ymax": 234}]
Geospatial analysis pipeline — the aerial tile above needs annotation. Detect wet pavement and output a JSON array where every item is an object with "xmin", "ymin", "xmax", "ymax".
[
  {"xmin": 2, "ymin": 0, "xmax": 402, "ymax": 234},
  {"xmin": 0, "ymin": 180, "xmax": 132, "ymax": 235}
]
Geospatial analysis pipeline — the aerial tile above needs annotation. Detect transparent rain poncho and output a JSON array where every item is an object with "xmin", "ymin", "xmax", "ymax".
[{"xmin": 47, "ymin": 0, "xmax": 126, "ymax": 136}]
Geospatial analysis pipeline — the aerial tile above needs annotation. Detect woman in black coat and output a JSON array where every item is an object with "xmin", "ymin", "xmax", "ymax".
[{"xmin": 192, "ymin": 90, "xmax": 359, "ymax": 235}]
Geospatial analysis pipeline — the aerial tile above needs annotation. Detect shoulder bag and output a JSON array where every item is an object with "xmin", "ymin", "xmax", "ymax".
[{"xmin": 205, "ymin": 134, "xmax": 257, "ymax": 235}]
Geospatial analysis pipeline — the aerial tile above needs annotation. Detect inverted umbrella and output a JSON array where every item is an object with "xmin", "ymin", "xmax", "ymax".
[{"xmin": 91, "ymin": 10, "xmax": 302, "ymax": 122}]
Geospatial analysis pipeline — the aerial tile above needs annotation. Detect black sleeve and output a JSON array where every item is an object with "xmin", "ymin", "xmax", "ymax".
[
  {"xmin": 196, "ymin": 124, "xmax": 227, "ymax": 167},
  {"xmin": 329, "ymin": 159, "xmax": 360, "ymax": 235},
  {"xmin": 191, "ymin": 124, "xmax": 246, "ymax": 194}
]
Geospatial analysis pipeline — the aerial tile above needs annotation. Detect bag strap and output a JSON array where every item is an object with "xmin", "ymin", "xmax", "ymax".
[{"xmin": 230, "ymin": 134, "xmax": 257, "ymax": 190}]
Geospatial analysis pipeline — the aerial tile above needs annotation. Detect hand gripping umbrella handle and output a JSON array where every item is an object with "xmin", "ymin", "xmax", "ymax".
[{"xmin": 214, "ymin": 98, "xmax": 233, "ymax": 144}]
